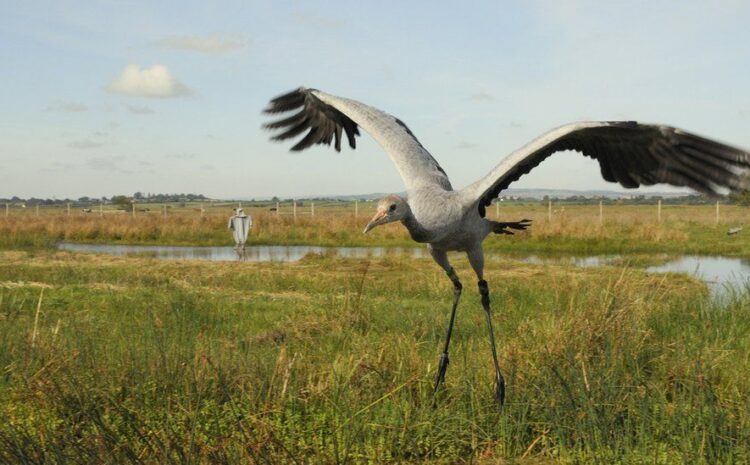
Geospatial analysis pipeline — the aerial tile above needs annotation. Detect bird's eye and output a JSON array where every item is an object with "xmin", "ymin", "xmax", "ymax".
[{"xmin": 389, "ymin": 204, "xmax": 397, "ymax": 212}]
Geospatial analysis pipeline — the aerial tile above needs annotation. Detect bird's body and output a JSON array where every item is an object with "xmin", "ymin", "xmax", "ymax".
[
  {"xmin": 302, "ymin": 90, "xmax": 523, "ymax": 254},
  {"xmin": 263, "ymin": 87, "xmax": 750, "ymax": 406}
]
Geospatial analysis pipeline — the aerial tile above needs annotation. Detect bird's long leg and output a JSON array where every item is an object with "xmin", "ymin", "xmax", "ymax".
[
  {"xmin": 468, "ymin": 246, "xmax": 505, "ymax": 406},
  {"xmin": 428, "ymin": 247, "xmax": 462, "ymax": 403},
  {"xmin": 433, "ymin": 266, "xmax": 462, "ymax": 397},
  {"xmin": 478, "ymin": 279, "xmax": 505, "ymax": 406}
]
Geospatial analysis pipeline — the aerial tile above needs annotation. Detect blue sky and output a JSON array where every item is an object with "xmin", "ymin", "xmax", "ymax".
[{"xmin": 1, "ymin": 1, "xmax": 749, "ymax": 199}]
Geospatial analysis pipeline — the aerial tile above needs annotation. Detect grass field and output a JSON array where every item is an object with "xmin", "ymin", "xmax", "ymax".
[
  {"xmin": 1, "ymin": 204, "xmax": 749, "ymax": 463},
  {"xmin": 1, "ymin": 202, "xmax": 749, "ymax": 256}
]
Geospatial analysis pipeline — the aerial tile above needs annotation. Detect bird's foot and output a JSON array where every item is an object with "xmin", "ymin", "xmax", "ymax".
[
  {"xmin": 494, "ymin": 372, "xmax": 506, "ymax": 407},
  {"xmin": 433, "ymin": 352, "xmax": 450, "ymax": 392},
  {"xmin": 432, "ymin": 352, "xmax": 450, "ymax": 407}
]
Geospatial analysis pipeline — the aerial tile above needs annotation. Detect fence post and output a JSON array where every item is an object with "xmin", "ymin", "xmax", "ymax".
[
  {"xmin": 657, "ymin": 199, "xmax": 661, "ymax": 223},
  {"xmin": 547, "ymin": 198, "xmax": 551, "ymax": 222},
  {"xmin": 5, "ymin": 203, "xmax": 8, "ymax": 217},
  {"xmin": 36, "ymin": 205, "xmax": 39, "ymax": 217},
  {"xmin": 132, "ymin": 202, "xmax": 136, "ymax": 218},
  {"xmin": 715, "ymin": 200, "xmax": 720, "ymax": 225},
  {"xmin": 311, "ymin": 201, "xmax": 315, "ymax": 217},
  {"xmin": 67, "ymin": 202, "xmax": 71, "ymax": 216},
  {"xmin": 599, "ymin": 200, "xmax": 603, "ymax": 225},
  {"xmin": 163, "ymin": 204, "xmax": 167, "ymax": 218},
  {"xmin": 100, "ymin": 201, "xmax": 104, "ymax": 217},
  {"xmin": 495, "ymin": 201, "xmax": 499, "ymax": 218},
  {"xmin": 293, "ymin": 200, "xmax": 297, "ymax": 219},
  {"xmin": 276, "ymin": 201, "xmax": 280, "ymax": 217},
  {"xmin": 355, "ymin": 200, "xmax": 359, "ymax": 218}
]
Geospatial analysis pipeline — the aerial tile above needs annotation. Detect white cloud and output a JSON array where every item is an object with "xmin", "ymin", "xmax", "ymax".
[
  {"xmin": 86, "ymin": 156, "xmax": 127, "ymax": 172},
  {"xmin": 165, "ymin": 152, "xmax": 197, "ymax": 160},
  {"xmin": 127, "ymin": 104, "xmax": 155, "ymax": 115},
  {"xmin": 68, "ymin": 139, "xmax": 103, "ymax": 149},
  {"xmin": 293, "ymin": 13, "xmax": 344, "ymax": 29},
  {"xmin": 455, "ymin": 140, "xmax": 477, "ymax": 149},
  {"xmin": 106, "ymin": 64, "xmax": 191, "ymax": 98},
  {"xmin": 470, "ymin": 92, "xmax": 496, "ymax": 102},
  {"xmin": 47, "ymin": 101, "xmax": 88, "ymax": 112},
  {"xmin": 157, "ymin": 35, "xmax": 248, "ymax": 55}
]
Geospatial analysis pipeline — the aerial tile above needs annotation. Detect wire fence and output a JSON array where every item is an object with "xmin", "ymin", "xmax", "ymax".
[{"xmin": 2, "ymin": 199, "xmax": 746, "ymax": 227}]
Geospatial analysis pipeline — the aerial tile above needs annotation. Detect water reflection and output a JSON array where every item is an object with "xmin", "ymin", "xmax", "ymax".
[
  {"xmin": 646, "ymin": 256, "xmax": 750, "ymax": 295},
  {"xmin": 57, "ymin": 242, "xmax": 428, "ymax": 262}
]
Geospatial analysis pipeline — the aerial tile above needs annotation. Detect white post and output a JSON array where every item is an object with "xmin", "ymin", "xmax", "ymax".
[
  {"xmin": 276, "ymin": 201, "xmax": 280, "ymax": 217},
  {"xmin": 715, "ymin": 200, "xmax": 720, "ymax": 225},
  {"xmin": 293, "ymin": 200, "xmax": 297, "ymax": 219},
  {"xmin": 547, "ymin": 198, "xmax": 551, "ymax": 222},
  {"xmin": 132, "ymin": 202, "xmax": 136, "ymax": 218},
  {"xmin": 355, "ymin": 200, "xmax": 359, "ymax": 218},
  {"xmin": 311, "ymin": 201, "xmax": 315, "ymax": 217},
  {"xmin": 657, "ymin": 199, "xmax": 661, "ymax": 223},
  {"xmin": 5, "ymin": 203, "xmax": 8, "ymax": 217},
  {"xmin": 67, "ymin": 202, "xmax": 70, "ymax": 216},
  {"xmin": 495, "ymin": 201, "xmax": 499, "ymax": 218},
  {"xmin": 599, "ymin": 200, "xmax": 603, "ymax": 226},
  {"xmin": 163, "ymin": 204, "xmax": 167, "ymax": 218},
  {"xmin": 100, "ymin": 201, "xmax": 104, "ymax": 217}
]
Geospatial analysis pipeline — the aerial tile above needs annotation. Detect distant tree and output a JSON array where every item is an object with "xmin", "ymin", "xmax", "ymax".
[
  {"xmin": 112, "ymin": 195, "xmax": 131, "ymax": 209},
  {"xmin": 728, "ymin": 174, "xmax": 750, "ymax": 206},
  {"xmin": 730, "ymin": 190, "xmax": 750, "ymax": 206},
  {"xmin": 133, "ymin": 192, "xmax": 143, "ymax": 200}
]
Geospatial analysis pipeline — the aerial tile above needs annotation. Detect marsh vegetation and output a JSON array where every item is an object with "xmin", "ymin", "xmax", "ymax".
[{"xmin": 0, "ymin": 203, "xmax": 748, "ymax": 463}]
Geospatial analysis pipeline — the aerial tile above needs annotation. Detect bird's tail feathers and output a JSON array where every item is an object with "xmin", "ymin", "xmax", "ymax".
[{"xmin": 492, "ymin": 219, "xmax": 532, "ymax": 235}]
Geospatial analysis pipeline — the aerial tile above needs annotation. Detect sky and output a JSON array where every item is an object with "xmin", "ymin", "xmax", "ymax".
[{"xmin": 1, "ymin": 0, "xmax": 749, "ymax": 200}]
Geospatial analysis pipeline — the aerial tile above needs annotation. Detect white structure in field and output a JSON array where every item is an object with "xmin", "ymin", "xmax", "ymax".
[{"xmin": 228, "ymin": 208, "xmax": 252, "ymax": 258}]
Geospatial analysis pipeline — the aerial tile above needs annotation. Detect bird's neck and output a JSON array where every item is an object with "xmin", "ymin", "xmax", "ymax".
[{"xmin": 401, "ymin": 212, "xmax": 431, "ymax": 243}]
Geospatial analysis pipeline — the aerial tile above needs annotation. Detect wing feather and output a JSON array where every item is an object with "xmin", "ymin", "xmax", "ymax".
[
  {"xmin": 464, "ymin": 122, "xmax": 750, "ymax": 214},
  {"xmin": 263, "ymin": 88, "xmax": 452, "ymax": 191}
]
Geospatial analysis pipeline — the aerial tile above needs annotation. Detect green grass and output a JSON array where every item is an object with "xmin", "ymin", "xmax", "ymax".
[{"xmin": 1, "ymin": 250, "xmax": 749, "ymax": 463}]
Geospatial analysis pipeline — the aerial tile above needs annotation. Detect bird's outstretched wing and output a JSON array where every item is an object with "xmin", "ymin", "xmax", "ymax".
[
  {"xmin": 465, "ymin": 121, "xmax": 750, "ymax": 213},
  {"xmin": 263, "ymin": 88, "xmax": 452, "ymax": 191}
]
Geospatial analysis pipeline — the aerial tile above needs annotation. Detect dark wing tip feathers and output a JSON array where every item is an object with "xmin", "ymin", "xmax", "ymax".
[
  {"xmin": 480, "ymin": 122, "xmax": 750, "ymax": 209},
  {"xmin": 263, "ymin": 88, "xmax": 360, "ymax": 153}
]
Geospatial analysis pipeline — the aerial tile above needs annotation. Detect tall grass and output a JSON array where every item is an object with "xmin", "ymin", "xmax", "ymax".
[
  {"xmin": 2, "ymin": 203, "xmax": 749, "ymax": 256},
  {"xmin": 1, "ymin": 250, "xmax": 748, "ymax": 463}
]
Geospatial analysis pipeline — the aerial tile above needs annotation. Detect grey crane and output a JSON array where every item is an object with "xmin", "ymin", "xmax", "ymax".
[{"xmin": 263, "ymin": 87, "xmax": 750, "ymax": 406}]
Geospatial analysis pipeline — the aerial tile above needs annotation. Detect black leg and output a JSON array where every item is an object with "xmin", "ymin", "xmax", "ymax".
[
  {"xmin": 433, "ymin": 267, "xmax": 462, "ymax": 402},
  {"xmin": 479, "ymin": 279, "xmax": 505, "ymax": 406}
]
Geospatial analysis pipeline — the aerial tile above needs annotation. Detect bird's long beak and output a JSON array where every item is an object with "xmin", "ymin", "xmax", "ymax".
[{"xmin": 363, "ymin": 210, "xmax": 388, "ymax": 234}]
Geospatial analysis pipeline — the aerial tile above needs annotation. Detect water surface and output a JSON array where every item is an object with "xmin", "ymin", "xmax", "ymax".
[
  {"xmin": 57, "ymin": 242, "xmax": 749, "ymax": 295},
  {"xmin": 57, "ymin": 242, "xmax": 427, "ymax": 262}
]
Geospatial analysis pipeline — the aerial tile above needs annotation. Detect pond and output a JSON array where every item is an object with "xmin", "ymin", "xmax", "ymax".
[
  {"xmin": 56, "ymin": 242, "xmax": 428, "ymax": 262},
  {"xmin": 57, "ymin": 242, "xmax": 749, "ymax": 295}
]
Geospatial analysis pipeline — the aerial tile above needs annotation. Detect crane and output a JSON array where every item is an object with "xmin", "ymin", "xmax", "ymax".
[{"xmin": 263, "ymin": 87, "xmax": 750, "ymax": 406}]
